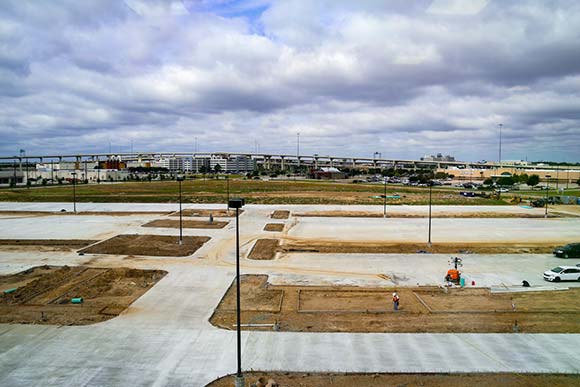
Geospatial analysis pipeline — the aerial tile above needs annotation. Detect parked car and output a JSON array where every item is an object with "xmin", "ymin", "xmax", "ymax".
[
  {"xmin": 495, "ymin": 188, "xmax": 509, "ymax": 193},
  {"xmin": 553, "ymin": 243, "xmax": 580, "ymax": 258},
  {"xmin": 543, "ymin": 266, "xmax": 580, "ymax": 282},
  {"xmin": 459, "ymin": 191, "xmax": 476, "ymax": 197}
]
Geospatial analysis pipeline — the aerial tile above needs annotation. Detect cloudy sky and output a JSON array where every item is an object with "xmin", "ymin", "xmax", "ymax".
[{"xmin": 1, "ymin": 0, "xmax": 579, "ymax": 162}]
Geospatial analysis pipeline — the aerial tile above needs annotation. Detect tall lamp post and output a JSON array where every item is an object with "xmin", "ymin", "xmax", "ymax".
[
  {"xmin": 177, "ymin": 176, "xmax": 184, "ymax": 244},
  {"xmin": 226, "ymin": 175, "xmax": 230, "ymax": 213},
  {"xmin": 71, "ymin": 171, "xmax": 77, "ymax": 213},
  {"xmin": 544, "ymin": 175, "xmax": 551, "ymax": 219},
  {"xmin": 383, "ymin": 177, "xmax": 387, "ymax": 218},
  {"xmin": 428, "ymin": 180, "xmax": 433, "ymax": 247},
  {"xmin": 228, "ymin": 197, "xmax": 245, "ymax": 387}
]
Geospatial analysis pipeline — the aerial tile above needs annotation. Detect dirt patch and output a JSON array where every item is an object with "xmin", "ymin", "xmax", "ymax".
[
  {"xmin": 248, "ymin": 239, "xmax": 279, "ymax": 260},
  {"xmin": 207, "ymin": 372, "xmax": 579, "ymax": 387},
  {"xmin": 271, "ymin": 210, "xmax": 290, "ymax": 219},
  {"xmin": 210, "ymin": 275, "xmax": 580, "ymax": 333},
  {"xmin": 142, "ymin": 219, "xmax": 228, "ymax": 229},
  {"xmin": 264, "ymin": 223, "xmax": 285, "ymax": 232},
  {"xmin": 294, "ymin": 210, "xmax": 558, "ymax": 218},
  {"xmin": 0, "ymin": 239, "xmax": 97, "ymax": 251},
  {"xmin": 0, "ymin": 211, "xmax": 170, "ymax": 216},
  {"xmin": 0, "ymin": 265, "xmax": 166, "ymax": 325},
  {"xmin": 280, "ymin": 241, "xmax": 557, "ymax": 254},
  {"xmin": 79, "ymin": 234, "xmax": 211, "ymax": 256},
  {"xmin": 169, "ymin": 209, "xmax": 242, "ymax": 217}
]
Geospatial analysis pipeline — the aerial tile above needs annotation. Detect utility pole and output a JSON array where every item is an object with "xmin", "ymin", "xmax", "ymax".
[
  {"xmin": 296, "ymin": 132, "xmax": 300, "ymax": 169},
  {"xmin": 383, "ymin": 177, "xmax": 387, "ymax": 218},
  {"xmin": 498, "ymin": 123, "xmax": 503, "ymax": 169}
]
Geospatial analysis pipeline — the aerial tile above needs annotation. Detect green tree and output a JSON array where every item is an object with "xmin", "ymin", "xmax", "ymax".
[
  {"xmin": 214, "ymin": 164, "xmax": 222, "ymax": 173},
  {"xmin": 483, "ymin": 178, "xmax": 494, "ymax": 186},
  {"xmin": 527, "ymin": 174, "xmax": 540, "ymax": 187},
  {"xmin": 498, "ymin": 176, "xmax": 515, "ymax": 186}
]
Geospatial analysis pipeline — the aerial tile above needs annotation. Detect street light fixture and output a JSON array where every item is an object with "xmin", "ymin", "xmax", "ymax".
[
  {"xmin": 177, "ymin": 176, "xmax": 184, "ymax": 245},
  {"xmin": 228, "ymin": 197, "xmax": 245, "ymax": 387},
  {"xmin": 545, "ymin": 175, "xmax": 551, "ymax": 218},
  {"xmin": 71, "ymin": 171, "xmax": 77, "ymax": 213},
  {"xmin": 428, "ymin": 180, "xmax": 433, "ymax": 247}
]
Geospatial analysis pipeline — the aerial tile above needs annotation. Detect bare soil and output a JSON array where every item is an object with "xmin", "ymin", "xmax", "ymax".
[
  {"xmin": 210, "ymin": 275, "xmax": 580, "ymax": 333},
  {"xmin": 0, "ymin": 239, "xmax": 96, "ymax": 252},
  {"xmin": 295, "ymin": 210, "xmax": 560, "ymax": 218},
  {"xmin": 207, "ymin": 372, "xmax": 579, "ymax": 387},
  {"xmin": 0, "ymin": 211, "xmax": 170, "ymax": 216},
  {"xmin": 169, "ymin": 209, "xmax": 242, "ymax": 217},
  {"xmin": 248, "ymin": 239, "xmax": 280, "ymax": 260},
  {"xmin": 0, "ymin": 265, "xmax": 166, "ymax": 325},
  {"xmin": 264, "ymin": 223, "xmax": 285, "ymax": 232},
  {"xmin": 271, "ymin": 210, "xmax": 290, "ymax": 219},
  {"xmin": 79, "ymin": 234, "xmax": 211, "ymax": 256},
  {"xmin": 142, "ymin": 219, "xmax": 228, "ymax": 229},
  {"xmin": 280, "ymin": 241, "xmax": 556, "ymax": 254}
]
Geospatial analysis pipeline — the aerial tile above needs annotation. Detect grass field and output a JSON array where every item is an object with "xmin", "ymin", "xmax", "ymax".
[{"xmin": 0, "ymin": 179, "xmax": 509, "ymax": 205}]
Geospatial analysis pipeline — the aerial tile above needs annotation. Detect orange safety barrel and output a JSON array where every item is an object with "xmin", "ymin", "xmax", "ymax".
[{"xmin": 447, "ymin": 269, "xmax": 460, "ymax": 280}]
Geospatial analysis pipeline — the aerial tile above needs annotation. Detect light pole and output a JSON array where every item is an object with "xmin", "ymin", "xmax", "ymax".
[
  {"xmin": 498, "ymin": 123, "xmax": 503, "ymax": 168},
  {"xmin": 228, "ymin": 197, "xmax": 245, "ymax": 387},
  {"xmin": 226, "ymin": 175, "xmax": 230, "ymax": 210},
  {"xmin": 296, "ymin": 132, "xmax": 300, "ymax": 170},
  {"xmin": 428, "ymin": 180, "xmax": 433, "ymax": 247},
  {"xmin": 177, "ymin": 176, "xmax": 184, "ymax": 244},
  {"xmin": 544, "ymin": 175, "xmax": 551, "ymax": 218},
  {"xmin": 383, "ymin": 177, "xmax": 387, "ymax": 218},
  {"xmin": 71, "ymin": 171, "xmax": 77, "ymax": 213}
]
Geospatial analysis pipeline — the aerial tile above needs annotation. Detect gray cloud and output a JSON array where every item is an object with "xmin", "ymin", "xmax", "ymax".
[{"xmin": 0, "ymin": 0, "xmax": 579, "ymax": 161}]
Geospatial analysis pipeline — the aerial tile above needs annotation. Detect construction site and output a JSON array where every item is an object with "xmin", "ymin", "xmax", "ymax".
[{"xmin": 0, "ymin": 202, "xmax": 579, "ymax": 386}]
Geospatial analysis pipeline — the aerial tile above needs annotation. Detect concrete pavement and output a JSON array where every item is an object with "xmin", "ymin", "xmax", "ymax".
[{"xmin": 0, "ymin": 202, "xmax": 579, "ymax": 386}]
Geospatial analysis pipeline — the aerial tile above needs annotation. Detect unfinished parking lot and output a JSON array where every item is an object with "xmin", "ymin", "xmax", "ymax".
[{"xmin": 0, "ymin": 203, "xmax": 579, "ymax": 386}]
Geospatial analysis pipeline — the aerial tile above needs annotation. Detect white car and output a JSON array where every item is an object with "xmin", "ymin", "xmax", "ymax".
[{"xmin": 543, "ymin": 266, "xmax": 580, "ymax": 282}]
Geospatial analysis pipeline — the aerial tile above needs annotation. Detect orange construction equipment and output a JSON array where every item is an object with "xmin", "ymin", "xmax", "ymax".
[{"xmin": 445, "ymin": 269, "xmax": 460, "ymax": 283}]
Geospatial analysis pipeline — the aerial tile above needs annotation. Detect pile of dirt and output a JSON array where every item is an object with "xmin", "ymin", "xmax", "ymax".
[
  {"xmin": 271, "ymin": 210, "xmax": 290, "ymax": 219},
  {"xmin": 79, "ymin": 234, "xmax": 211, "ymax": 257},
  {"xmin": 263, "ymin": 223, "xmax": 285, "ymax": 232},
  {"xmin": 207, "ymin": 372, "xmax": 579, "ymax": 387},
  {"xmin": 0, "ymin": 265, "xmax": 166, "ymax": 325},
  {"xmin": 280, "ymin": 241, "xmax": 556, "ymax": 254},
  {"xmin": 248, "ymin": 239, "xmax": 279, "ymax": 260},
  {"xmin": 209, "ymin": 275, "xmax": 580, "ymax": 333},
  {"xmin": 142, "ymin": 219, "xmax": 228, "ymax": 229},
  {"xmin": 169, "ymin": 209, "xmax": 242, "ymax": 217}
]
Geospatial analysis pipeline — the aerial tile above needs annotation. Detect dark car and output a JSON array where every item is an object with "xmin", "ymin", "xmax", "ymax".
[{"xmin": 553, "ymin": 243, "xmax": 580, "ymax": 258}]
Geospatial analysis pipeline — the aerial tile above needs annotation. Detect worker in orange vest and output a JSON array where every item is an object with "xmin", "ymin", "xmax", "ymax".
[{"xmin": 392, "ymin": 292, "xmax": 400, "ymax": 311}]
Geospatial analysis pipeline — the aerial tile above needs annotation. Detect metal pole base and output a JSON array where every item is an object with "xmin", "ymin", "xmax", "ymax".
[{"xmin": 234, "ymin": 375, "xmax": 245, "ymax": 387}]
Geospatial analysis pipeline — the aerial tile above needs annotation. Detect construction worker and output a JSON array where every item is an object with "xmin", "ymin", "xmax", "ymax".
[{"xmin": 392, "ymin": 292, "xmax": 400, "ymax": 311}]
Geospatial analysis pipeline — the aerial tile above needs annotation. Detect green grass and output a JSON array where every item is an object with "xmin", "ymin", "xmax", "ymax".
[{"xmin": 0, "ymin": 179, "xmax": 509, "ymax": 205}]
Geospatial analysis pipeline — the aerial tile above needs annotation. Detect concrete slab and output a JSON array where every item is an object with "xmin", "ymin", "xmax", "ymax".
[{"xmin": 0, "ymin": 203, "xmax": 579, "ymax": 386}]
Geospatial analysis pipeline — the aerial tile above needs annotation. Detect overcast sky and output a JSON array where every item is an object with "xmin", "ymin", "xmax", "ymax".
[{"xmin": 1, "ymin": 0, "xmax": 579, "ymax": 162}]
